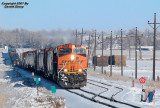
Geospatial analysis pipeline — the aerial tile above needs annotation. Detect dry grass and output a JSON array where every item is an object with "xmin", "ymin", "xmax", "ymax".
[
  {"xmin": 88, "ymin": 70, "xmax": 131, "ymax": 82},
  {"xmin": 37, "ymin": 98, "xmax": 44, "ymax": 103},
  {"xmin": 0, "ymin": 93, "xmax": 7, "ymax": 108},
  {"xmin": 0, "ymin": 85, "xmax": 7, "ymax": 108},
  {"xmin": 137, "ymin": 80, "xmax": 160, "ymax": 89},
  {"xmin": 36, "ymin": 96, "xmax": 66, "ymax": 108},
  {"xmin": 35, "ymin": 87, "xmax": 67, "ymax": 108},
  {"xmin": 52, "ymin": 96, "xmax": 66, "ymax": 108}
]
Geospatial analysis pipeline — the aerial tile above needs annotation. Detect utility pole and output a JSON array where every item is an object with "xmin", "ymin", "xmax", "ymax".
[
  {"xmin": 135, "ymin": 27, "xmax": 138, "ymax": 79},
  {"xmin": 85, "ymin": 35, "xmax": 91, "ymax": 67},
  {"xmin": 74, "ymin": 29, "xmax": 84, "ymax": 45},
  {"xmin": 148, "ymin": 13, "xmax": 160, "ymax": 81},
  {"xmin": 16, "ymin": 33, "xmax": 17, "ymax": 48},
  {"xmin": 110, "ymin": 31, "xmax": 112, "ymax": 76},
  {"xmin": 138, "ymin": 34, "xmax": 142, "ymax": 60},
  {"xmin": 22, "ymin": 31, "xmax": 24, "ymax": 48},
  {"xmin": 121, "ymin": 29, "xmax": 123, "ymax": 76},
  {"xmin": 15, "ymin": 29, "xmax": 18, "ymax": 49},
  {"xmin": 94, "ymin": 30, "xmax": 97, "ymax": 71},
  {"xmin": 76, "ymin": 29, "xmax": 78, "ymax": 44},
  {"xmin": 32, "ymin": 33, "xmax": 34, "ymax": 48},
  {"xmin": 128, "ymin": 37, "xmax": 131, "ymax": 60},
  {"xmin": 127, "ymin": 30, "xmax": 143, "ymax": 79},
  {"xmin": 96, "ymin": 32, "xmax": 109, "ymax": 74},
  {"xmin": 81, "ymin": 28, "xmax": 83, "ymax": 45},
  {"xmin": 88, "ymin": 35, "xmax": 91, "ymax": 67},
  {"xmin": 101, "ymin": 32, "xmax": 104, "ymax": 74}
]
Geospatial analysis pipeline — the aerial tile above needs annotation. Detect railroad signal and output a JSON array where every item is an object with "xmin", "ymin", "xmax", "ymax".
[
  {"xmin": 34, "ymin": 78, "xmax": 41, "ymax": 96},
  {"xmin": 51, "ymin": 86, "xmax": 56, "ymax": 93},
  {"xmin": 32, "ymin": 72, "xmax": 34, "ymax": 86},
  {"xmin": 34, "ymin": 78, "xmax": 41, "ymax": 84},
  {"xmin": 51, "ymin": 86, "xmax": 56, "ymax": 97},
  {"xmin": 139, "ymin": 77, "xmax": 146, "ymax": 102},
  {"xmin": 139, "ymin": 77, "xmax": 146, "ymax": 84}
]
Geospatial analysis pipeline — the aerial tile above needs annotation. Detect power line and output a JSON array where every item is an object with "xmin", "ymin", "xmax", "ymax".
[
  {"xmin": 96, "ymin": 32, "xmax": 109, "ymax": 74},
  {"xmin": 110, "ymin": 31, "xmax": 112, "ymax": 76},
  {"xmin": 135, "ymin": 27, "xmax": 138, "ymax": 79},
  {"xmin": 101, "ymin": 32, "xmax": 104, "ymax": 74},
  {"xmin": 76, "ymin": 29, "xmax": 78, "ymax": 44},
  {"xmin": 74, "ymin": 28, "xmax": 86, "ymax": 45},
  {"xmin": 126, "ymin": 31, "xmax": 143, "ymax": 79},
  {"xmin": 121, "ymin": 29, "xmax": 123, "ymax": 76},
  {"xmin": 81, "ymin": 28, "xmax": 83, "ymax": 45},
  {"xmin": 94, "ymin": 30, "xmax": 97, "ymax": 71},
  {"xmin": 85, "ymin": 35, "xmax": 91, "ymax": 67}
]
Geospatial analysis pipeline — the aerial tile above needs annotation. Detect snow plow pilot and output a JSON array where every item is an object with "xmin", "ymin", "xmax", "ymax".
[{"xmin": 142, "ymin": 88, "xmax": 155, "ymax": 102}]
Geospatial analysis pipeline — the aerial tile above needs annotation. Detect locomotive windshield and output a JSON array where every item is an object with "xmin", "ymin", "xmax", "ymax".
[
  {"xmin": 73, "ymin": 48, "xmax": 85, "ymax": 54},
  {"xmin": 59, "ymin": 48, "xmax": 71, "ymax": 54}
]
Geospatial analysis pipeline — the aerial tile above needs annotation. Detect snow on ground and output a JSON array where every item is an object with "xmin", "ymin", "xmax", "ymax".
[
  {"xmin": 96, "ymin": 50, "xmax": 160, "ymax": 59},
  {"xmin": 0, "ymin": 49, "xmax": 67, "ymax": 108},
  {"xmin": 1, "ymin": 48, "xmax": 160, "ymax": 108},
  {"xmin": 88, "ymin": 75, "xmax": 160, "ymax": 108},
  {"xmin": 89, "ymin": 59, "xmax": 160, "ymax": 80}
]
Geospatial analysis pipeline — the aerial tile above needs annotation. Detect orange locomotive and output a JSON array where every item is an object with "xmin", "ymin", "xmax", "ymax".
[
  {"xmin": 57, "ymin": 44, "xmax": 87, "ymax": 88},
  {"xmin": 21, "ymin": 44, "xmax": 87, "ymax": 88}
]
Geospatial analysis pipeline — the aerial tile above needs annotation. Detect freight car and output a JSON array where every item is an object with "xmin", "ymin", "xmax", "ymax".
[
  {"xmin": 10, "ymin": 52, "xmax": 20, "ymax": 66},
  {"xmin": 20, "ymin": 44, "xmax": 87, "ymax": 88},
  {"xmin": 8, "ymin": 48, "xmax": 20, "ymax": 66}
]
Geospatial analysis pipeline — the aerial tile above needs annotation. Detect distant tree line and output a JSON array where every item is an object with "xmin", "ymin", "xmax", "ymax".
[
  {"xmin": 0, "ymin": 28, "xmax": 73, "ymax": 48},
  {"xmin": 0, "ymin": 28, "xmax": 160, "ymax": 50}
]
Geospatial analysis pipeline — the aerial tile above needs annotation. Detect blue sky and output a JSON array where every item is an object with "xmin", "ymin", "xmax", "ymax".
[{"xmin": 0, "ymin": 0, "xmax": 160, "ymax": 31}]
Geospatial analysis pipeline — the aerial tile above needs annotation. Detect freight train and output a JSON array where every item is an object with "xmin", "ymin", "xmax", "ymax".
[{"xmin": 9, "ymin": 44, "xmax": 87, "ymax": 88}]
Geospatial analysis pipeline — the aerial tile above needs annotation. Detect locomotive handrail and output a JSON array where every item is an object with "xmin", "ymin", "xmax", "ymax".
[
  {"xmin": 78, "ymin": 62, "xmax": 87, "ymax": 74},
  {"xmin": 57, "ymin": 61, "xmax": 68, "ymax": 78}
]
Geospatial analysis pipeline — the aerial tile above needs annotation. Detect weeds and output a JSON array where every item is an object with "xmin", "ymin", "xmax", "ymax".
[{"xmin": 36, "ymin": 96, "xmax": 67, "ymax": 108}]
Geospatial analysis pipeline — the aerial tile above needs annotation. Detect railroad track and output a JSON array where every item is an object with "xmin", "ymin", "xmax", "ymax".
[
  {"xmin": 87, "ymin": 79, "xmax": 123, "ymax": 100},
  {"xmin": 66, "ymin": 89, "xmax": 117, "ymax": 108},
  {"xmin": 87, "ymin": 79, "xmax": 140, "ymax": 107},
  {"xmin": 66, "ymin": 79, "xmax": 140, "ymax": 108},
  {"xmin": 14, "ymin": 66, "xmax": 140, "ymax": 107}
]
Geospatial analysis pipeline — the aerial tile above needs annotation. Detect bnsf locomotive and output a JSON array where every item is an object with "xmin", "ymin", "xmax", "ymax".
[{"xmin": 15, "ymin": 44, "xmax": 87, "ymax": 88}]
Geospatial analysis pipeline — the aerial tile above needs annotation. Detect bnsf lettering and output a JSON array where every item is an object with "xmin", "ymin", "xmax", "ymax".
[
  {"xmin": 80, "ymin": 60, "xmax": 85, "ymax": 63},
  {"xmin": 61, "ymin": 60, "xmax": 67, "ymax": 63},
  {"xmin": 60, "ymin": 60, "xmax": 85, "ymax": 64}
]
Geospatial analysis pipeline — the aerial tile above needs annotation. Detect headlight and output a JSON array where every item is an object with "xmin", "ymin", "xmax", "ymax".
[
  {"xmin": 64, "ymin": 69, "xmax": 67, "ymax": 72},
  {"xmin": 78, "ymin": 69, "xmax": 82, "ymax": 72},
  {"xmin": 71, "ymin": 55, "xmax": 74, "ymax": 60}
]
